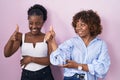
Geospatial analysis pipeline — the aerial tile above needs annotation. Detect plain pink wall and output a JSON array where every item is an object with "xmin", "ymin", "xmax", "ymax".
[{"xmin": 0, "ymin": 0, "xmax": 120, "ymax": 80}]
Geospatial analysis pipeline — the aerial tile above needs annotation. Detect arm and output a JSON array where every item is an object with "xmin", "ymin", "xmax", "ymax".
[
  {"xmin": 47, "ymin": 37, "xmax": 58, "ymax": 55},
  {"xmin": 4, "ymin": 26, "xmax": 22, "ymax": 57},
  {"xmin": 87, "ymin": 41, "xmax": 111, "ymax": 78},
  {"xmin": 31, "ymin": 57, "xmax": 50, "ymax": 65},
  {"xmin": 45, "ymin": 26, "xmax": 58, "ymax": 55},
  {"xmin": 63, "ymin": 60, "xmax": 89, "ymax": 72},
  {"xmin": 21, "ymin": 56, "xmax": 50, "ymax": 68}
]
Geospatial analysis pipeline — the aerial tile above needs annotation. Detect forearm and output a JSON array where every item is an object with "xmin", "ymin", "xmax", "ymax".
[
  {"xmin": 31, "ymin": 57, "xmax": 50, "ymax": 65},
  {"xmin": 4, "ymin": 33, "xmax": 22, "ymax": 57},
  {"xmin": 50, "ymin": 38, "xmax": 58, "ymax": 51},
  {"xmin": 4, "ymin": 40, "xmax": 15, "ymax": 57},
  {"xmin": 47, "ymin": 38, "xmax": 58, "ymax": 55}
]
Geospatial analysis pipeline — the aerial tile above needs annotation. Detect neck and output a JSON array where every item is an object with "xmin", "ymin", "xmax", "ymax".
[{"xmin": 82, "ymin": 36, "xmax": 94, "ymax": 47}]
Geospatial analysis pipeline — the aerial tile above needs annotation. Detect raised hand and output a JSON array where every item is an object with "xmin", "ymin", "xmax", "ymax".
[
  {"xmin": 10, "ymin": 24, "xmax": 19, "ymax": 41},
  {"xmin": 45, "ymin": 25, "xmax": 55, "ymax": 42}
]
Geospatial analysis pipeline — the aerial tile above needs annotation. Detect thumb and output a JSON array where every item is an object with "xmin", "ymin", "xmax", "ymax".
[
  {"xmin": 16, "ymin": 24, "xmax": 19, "ymax": 32},
  {"xmin": 50, "ymin": 25, "xmax": 54, "ymax": 32}
]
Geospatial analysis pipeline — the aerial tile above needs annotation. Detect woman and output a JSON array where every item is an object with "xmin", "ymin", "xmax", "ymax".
[
  {"xmin": 47, "ymin": 10, "xmax": 111, "ymax": 80},
  {"xmin": 4, "ymin": 4, "xmax": 54, "ymax": 80}
]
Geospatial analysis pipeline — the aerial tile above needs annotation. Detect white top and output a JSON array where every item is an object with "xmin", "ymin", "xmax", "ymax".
[{"xmin": 21, "ymin": 34, "xmax": 48, "ymax": 71}]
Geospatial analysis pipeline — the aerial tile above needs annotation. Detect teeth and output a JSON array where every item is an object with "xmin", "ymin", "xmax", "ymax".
[
  {"xmin": 32, "ymin": 29, "xmax": 37, "ymax": 31},
  {"xmin": 78, "ymin": 31, "xmax": 82, "ymax": 34}
]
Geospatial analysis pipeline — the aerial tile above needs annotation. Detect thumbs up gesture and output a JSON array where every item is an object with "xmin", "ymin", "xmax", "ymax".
[
  {"xmin": 10, "ymin": 24, "xmax": 20, "ymax": 41},
  {"xmin": 45, "ymin": 25, "xmax": 55, "ymax": 42},
  {"xmin": 49, "ymin": 26, "xmax": 55, "ymax": 38}
]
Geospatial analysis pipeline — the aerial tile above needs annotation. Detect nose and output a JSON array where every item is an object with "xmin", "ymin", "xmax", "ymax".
[{"xmin": 32, "ymin": 24, "xmax": 37, "ymax": 28}]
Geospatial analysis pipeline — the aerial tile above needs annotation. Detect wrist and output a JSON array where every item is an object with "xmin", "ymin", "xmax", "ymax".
[
  {"xmin": 78, "ymin": 64, "xmax": 83, "ymax": 70},
  {"xmin": 31, "ymin": 57, "xmax": 34, "ymax": 62}
]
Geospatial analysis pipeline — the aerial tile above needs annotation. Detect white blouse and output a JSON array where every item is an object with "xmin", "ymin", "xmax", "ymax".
[{"xmin": 21, "ymin": 34, "xmax": 48, "ymax": 71}]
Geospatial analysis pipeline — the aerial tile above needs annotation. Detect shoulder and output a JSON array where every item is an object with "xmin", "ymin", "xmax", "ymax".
[{"xmin": 95, "ymin": 37, "xmax": 108, "ymax": 47}]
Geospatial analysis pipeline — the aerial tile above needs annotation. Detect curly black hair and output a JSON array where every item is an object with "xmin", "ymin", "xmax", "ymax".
[
  {"xmin": 28, "ymin": 4, "xmax": 47, "ymax": 22},
  {"xmin": 72, "ymin": 10, "xmax": 102, "ymax": 37}
]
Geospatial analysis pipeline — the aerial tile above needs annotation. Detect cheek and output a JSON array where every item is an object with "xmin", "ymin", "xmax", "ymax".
[
  {"xmin": 83, "ymin": 27, "xmax": 89, "ymax": 32},
  {"xmin": 29, "ymin": 25, "xmax": 32, "ymax": 29},
  {"xmin": 38, "ymin": 25, "xmax": 42, "ymax": 28}
]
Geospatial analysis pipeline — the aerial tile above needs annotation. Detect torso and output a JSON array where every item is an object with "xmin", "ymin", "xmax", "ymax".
[{"xmin": 21, "ymin": 32, "xmax": 48, "ymax": 71}]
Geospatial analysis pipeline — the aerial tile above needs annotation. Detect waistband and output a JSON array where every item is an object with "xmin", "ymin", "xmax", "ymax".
[{"xmin": 22, "ymin": 66, "xmax": 51, "ymax": 74}]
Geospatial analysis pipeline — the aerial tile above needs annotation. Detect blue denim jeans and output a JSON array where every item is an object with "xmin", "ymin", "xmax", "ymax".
[
  {"xmin": 21, "ymin": 66, "xmax": 54, "ymax": 80},
  {"xmin": 64, "ymin": 73, "xmax": 85, "ymax": 80}
]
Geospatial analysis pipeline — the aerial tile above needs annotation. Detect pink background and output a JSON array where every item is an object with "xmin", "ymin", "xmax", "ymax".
[{"xmin": 0, "ymin": 0, "xmax": 120, "ymax": 80}]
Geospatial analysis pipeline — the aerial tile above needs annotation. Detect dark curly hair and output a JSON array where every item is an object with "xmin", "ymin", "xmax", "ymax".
[
  {"xmin": 28, "ymin": 4, "xmax": 47, "ymax": 22},
  {"xmin": 72, "ymin": 10, "xmax": 102, "ymax": 37}
]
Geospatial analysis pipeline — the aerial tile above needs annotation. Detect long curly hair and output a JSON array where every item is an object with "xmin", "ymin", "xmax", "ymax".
[{"xmin": 72, "ymin": 10, "xmax": 102, "ymax": 37}]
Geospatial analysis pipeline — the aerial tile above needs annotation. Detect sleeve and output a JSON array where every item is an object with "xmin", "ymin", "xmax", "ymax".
[
  {"xmin": 50, "ymin": 40, "xmax": 73, "ymax": 65},
  {"xmin": 88, "ymin": 41, "xmax": 111, "ymax": 78}
]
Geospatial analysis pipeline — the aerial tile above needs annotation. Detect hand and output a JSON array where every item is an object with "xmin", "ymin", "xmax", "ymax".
[
  {"xmin": 62, "ymin": 60, "xmax": 79, "ymax": 68},
  {"xmin": 50, "ymin": 26, "xmax": 55, "ymax": 38},
  {"xmin": 45, "ymin": 26, "xmax": 55, "ymax": 42},
  {"xmin": 10, "ymin": 24, "xmax": 19, "ymax": 41},
  {"xmin": 20, "ymin": 56, "xmax": 32, "ymax": 68}
]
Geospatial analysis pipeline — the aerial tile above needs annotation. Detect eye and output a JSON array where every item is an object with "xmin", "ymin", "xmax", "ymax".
[
  {"xmin": 36, "ymin": 22, "xmax": 43, "ymax": 26},
  {"xmin": 80, "ymin": 23, "xmax": 86, "ymax": 27},
  {"xmin": 29, "ymin": 22, "xmax": 33, "ymax": 26},
  {"xmin": 36, "ymin": 22, "xmax": 41, "ymax": 25}
]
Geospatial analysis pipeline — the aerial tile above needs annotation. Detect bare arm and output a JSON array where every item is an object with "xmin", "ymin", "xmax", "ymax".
[
  {"xmin": 4, "ymin": 26, "xmax": 22, "ymax": 57},
  {"xmin": 45, "ymin": 26, "xmax": 58, "ymax": 54},
  {"xmin": 20, "ymin": 56, "xmax": 50, "ymax": 68},
  {"xmin": 47, "ymin": 38, "xmax": 58, "ymax": 55}
]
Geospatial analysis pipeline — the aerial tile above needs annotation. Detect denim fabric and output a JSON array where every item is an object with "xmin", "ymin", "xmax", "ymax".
[
  {"xmin": 21, "ymin": 66, "xmax": 54, "ymax": 80},
  {"xmin": 64, "ymin": 73, "xmax": 85, "ymax": 80}
]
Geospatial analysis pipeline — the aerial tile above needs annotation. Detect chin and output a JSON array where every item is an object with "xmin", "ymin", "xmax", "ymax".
[
  {"xmin": 31, "ymin": 32, "xmax": 38, "ymax": 35},
  {"xmin": 79, "ymin": 35, "xmax": 84, "ymax": 38}
]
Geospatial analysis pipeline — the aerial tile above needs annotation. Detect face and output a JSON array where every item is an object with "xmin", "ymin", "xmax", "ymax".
[
  {"xmin": 75, "ymin": 20, "xmax": 91, "ymax": 38},
  {"xmin": 28, "ymin": 15, "xmax": 44, "ymax": 35}
]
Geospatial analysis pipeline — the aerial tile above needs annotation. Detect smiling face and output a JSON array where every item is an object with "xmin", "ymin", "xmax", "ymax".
[
  {"xmin": 28, "ymin": 15, "xmax": 44, "ymax": 35},
  {"xmin": 75, "ymin": 20, "xmax": 91, "ymax": 38}
]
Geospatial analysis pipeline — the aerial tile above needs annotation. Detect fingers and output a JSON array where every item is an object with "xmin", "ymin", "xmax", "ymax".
[
  {"xmin": 20, "ymin": 56, "xmax": 30, "ymax": 69},
  {"xmin": 44, "ymin": 32, "xmax": 51, "ymax": 42},
  {"xmin": 20, "ymin": 59, "xmax": 24, "ymax": 67},
  {"xmin": 49, "ymin": 25, "xmax": 55, "ymax": 38},
  {"xmin": 44, "ymin": 25, "xmax": 55, "ymax": 42}
]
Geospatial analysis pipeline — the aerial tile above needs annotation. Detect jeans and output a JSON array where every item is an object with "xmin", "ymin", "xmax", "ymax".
[
  {"xmin": 64, "ymin": 73, "xmax": 85, "ymax": 80},
  {"xmin": 21, "ymin": 66, "xmax": 54, "ymax": 80}
]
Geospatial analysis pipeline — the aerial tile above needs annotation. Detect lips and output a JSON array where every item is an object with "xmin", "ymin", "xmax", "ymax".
[
  {"xmin": 31, "ymin": 28, "xmax": 39, "ymax": 34},
  {"xmin": 77, "ymin": 29, "xmax": 83, "ymax": 34},
  {"xmin": 78, "ymin": 31, "xmax": 82, "ymax": 34},
  {"xmin": 32, "ymin": 29, "xmax": 37, "ymax": 31}
]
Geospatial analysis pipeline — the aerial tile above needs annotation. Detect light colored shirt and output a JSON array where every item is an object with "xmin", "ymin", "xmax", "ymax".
[
  {"xmin": 50, "ymin": 35, "xmax": 110, "ymax": 80},
  {"xmin": 21, "ymin": 34, "xmax": 48, "ymax": 71}
]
